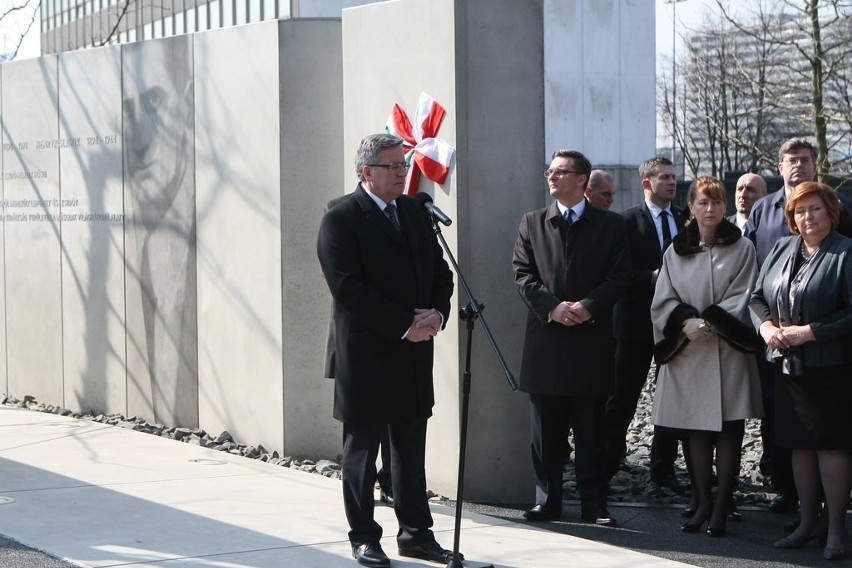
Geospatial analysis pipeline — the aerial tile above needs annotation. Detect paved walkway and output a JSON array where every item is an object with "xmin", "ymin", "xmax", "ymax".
[{"xmin": 0, "ymin": 405, "xmax": 690, "ymax": 568}]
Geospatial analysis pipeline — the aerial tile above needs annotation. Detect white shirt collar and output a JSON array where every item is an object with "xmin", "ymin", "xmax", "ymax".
[
  {"xmin": 645, "ymin": 199, "xmax": 673, "ymax": 218},
  {"xmin": 557, "ymin": 199, "xmax": 586, "ymax": 220},
  {"xmin": 362, "ymin": 183, "xmax": 395, "ymax": 211}
]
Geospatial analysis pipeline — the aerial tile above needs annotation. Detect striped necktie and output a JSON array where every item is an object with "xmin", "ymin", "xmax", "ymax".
[{"xmin": 384, "ymin": 203, "xmax": 401, "ymax": 232}]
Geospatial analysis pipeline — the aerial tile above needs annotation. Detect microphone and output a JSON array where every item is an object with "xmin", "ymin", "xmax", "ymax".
[{"xmin": 413, "ymin": 193, "xmax": 453, "ymax": 226}]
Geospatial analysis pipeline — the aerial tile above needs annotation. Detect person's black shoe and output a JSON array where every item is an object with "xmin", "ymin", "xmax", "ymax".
[
  {"xmin": 352, "ymin": 543, "xmax": 390, "ymax": 568},
  {"xmin": 581, "ymin": 508, "xmax": 618, "ymax": 527},
  {"xmin": 378, "ymin": 488, "xmax": 394, "ymax": 507},
  {"xmin": 652, "ymin": 474, "xmax": 688, "ymax": 494},
  {"xmin": 728, "ymin": 503, "xmax": 742, "ymax": 522},
  {"xmin": 769, "ymin": 493, "xmax": 799, "ymax": 514},
  {"xmin": 399, "ymin": 540, "xmax": 462, "ymax": 563},
  {"xmin": 523, "ymin": 504, "xmax": 561, "ymax": 522},
  {"xmin": 681, "ymin": 520, "xmax": 705, "ymax": 533}
]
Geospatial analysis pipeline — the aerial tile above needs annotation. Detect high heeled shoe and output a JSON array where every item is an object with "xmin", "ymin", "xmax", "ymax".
[
  {"xmin": 706, "ymin": 525, "xmax": 726, "ymax": 537},
  {"xmin": 823, "ymin": 547, "xmax": 846, "ymax": 561},
  {"xmin": 681, "ymin": 520, "xmax": 705, "ymax": 533},
  {"xmin": 774, "ymin": 530, "xmax": 825, "ymax": 549}
]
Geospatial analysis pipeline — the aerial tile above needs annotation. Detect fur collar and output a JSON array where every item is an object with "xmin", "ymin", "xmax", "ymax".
[{"xmin": 673, "ymin": 217, "xmax": 741, "ymax": 256}]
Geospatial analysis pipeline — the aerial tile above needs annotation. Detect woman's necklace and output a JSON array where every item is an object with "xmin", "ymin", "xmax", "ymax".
[{"xmin": 801, "ymin": 241, "xmax": 819, "ymax": 260}]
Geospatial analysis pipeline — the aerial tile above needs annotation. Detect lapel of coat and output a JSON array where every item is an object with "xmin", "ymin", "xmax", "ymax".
[{"xmin": 353, "ymin": 185, "xmax": 410, "ymax": 250}]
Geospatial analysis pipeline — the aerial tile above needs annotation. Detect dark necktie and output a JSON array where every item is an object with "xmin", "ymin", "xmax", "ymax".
[
  {"xmin": 660, "ymin": 210, "xmax": 672, "ymax": 250},
  {"xmin": 384, "ymin": 203, "xmax": 401, "ymax": 232},
  {"xmin": 563, "ymin": 209, "xmax": 574, "ymax": 227}
]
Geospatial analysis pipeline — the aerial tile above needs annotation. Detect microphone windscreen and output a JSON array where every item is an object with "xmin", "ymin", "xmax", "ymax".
[{"xmin": 412, "ymin": 192, "xmax": 434, "ymax": 208}]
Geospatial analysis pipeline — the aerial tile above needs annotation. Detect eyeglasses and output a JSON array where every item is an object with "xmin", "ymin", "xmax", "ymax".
[
  {"xmin": 544, "ymin": 168, "xmax": 583, "ymax": 178},
  {"xmin": 782, "ymin": 156, "xmax": 814, "ymax": 166},
  {"xmin": 368, "ymin": 162, "xmax": 410, "ymax": 173}
]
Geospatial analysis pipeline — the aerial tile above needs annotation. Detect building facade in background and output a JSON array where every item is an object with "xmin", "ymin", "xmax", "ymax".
[{"xmin": 40, "ymin": 0, "xmax": 385, "ymax": 53}]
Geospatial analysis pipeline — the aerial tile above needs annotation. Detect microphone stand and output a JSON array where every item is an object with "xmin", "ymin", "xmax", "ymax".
[{"xmin": 427, "ymin": 215, "xmax": 518, "ymax": 568}]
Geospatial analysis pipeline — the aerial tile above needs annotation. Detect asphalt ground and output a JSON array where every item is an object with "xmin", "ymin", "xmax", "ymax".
[{"xmin": 5, "ymin": 500, "xmax": 849, "ymax": 567}]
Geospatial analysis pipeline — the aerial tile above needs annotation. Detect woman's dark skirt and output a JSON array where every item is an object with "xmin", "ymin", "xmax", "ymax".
[{"xmin": 774, "ymin": 361, "xmax": 852, "ymax": 450}]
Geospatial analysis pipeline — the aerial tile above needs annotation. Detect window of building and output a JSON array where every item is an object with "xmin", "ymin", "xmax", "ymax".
[
  {"xmin": 186, "ymin": 7, "xmax": 195, "ymax": 33},
  {"xmin": 235, "ymin": 0, "xmax": 246, "ymax": 26},
  {"xmin": 209, "ymin": 0, "xmax": 220, "ymax": 29},
  {"xmin": 222, "ymin": 0, "xmax": 233, "ymax": 27}
]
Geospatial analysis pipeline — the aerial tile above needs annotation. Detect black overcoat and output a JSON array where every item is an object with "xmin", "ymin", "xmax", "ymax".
[
  {"xmin": 317, "ymin": 185, "xmax": 453, "ymax": 425},
  {"xmin": 513, "ymin": 200, "xmax": 629, "ymax": 396}
]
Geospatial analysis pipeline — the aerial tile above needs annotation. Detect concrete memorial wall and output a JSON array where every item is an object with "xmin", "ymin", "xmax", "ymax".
[
  {"xmin": 0, "ymin": 19, "xmax": 344, "ymax": 457},
  {"xmin": 58, "ymin": 46, "xmax": 127, "ymax": 414},
  {"xmin": 1, "ymin": 56, "xmax": 64, "ymax": 404},
  {"xmin": 544, "ymin": 0, "xmax": 655, "ymax": 212},
  {"xmin": 342, "ymin": 0, "xmax": 544, "ymax": 502}
]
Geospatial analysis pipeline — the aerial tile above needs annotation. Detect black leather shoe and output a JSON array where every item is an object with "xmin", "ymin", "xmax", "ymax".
[
  {"xmin": 769, "ymin": 493, "xmax": 799, "ymax": 514},
  {"xmin": 581, "ymin": 509, "xmax": 618, "ymax": 527},
  {"xmin": 523, "ymin": 504, "xmax": 560, "ymax": 522},
  {"xmin": 378, "ymin": 488, "xmax": 394, "ymax": 507},
  {"xmin": 399, "ymin": 540, "xmax": 462, "ymax": 563},
  {"xmin": 652, "ymin": 474, "xmax": 688, "ymax": 494},
  {"xmin": 352, "ymin": 543, "xmax": 390, "ymax": 568},
  {"xmin": 706, "ymin": 525, "xmax": 727, "ymax": 537}
]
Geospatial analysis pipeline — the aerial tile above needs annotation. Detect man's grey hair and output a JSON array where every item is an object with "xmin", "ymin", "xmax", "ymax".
[
  {"xmin": 355, "ymin": 133, "xmax": 405, "ymax": 181},
  {"xmin": 778, "ymin": 137, "xmax": 817, "ymax": 163},
  {"xmin": 588, "ymin": 169, "xmax": 614, "ymax": 190}
]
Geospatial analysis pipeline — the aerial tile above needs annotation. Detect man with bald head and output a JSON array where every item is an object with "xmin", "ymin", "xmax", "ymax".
[
  {"xmin": 584, "ymin": 169, "xmax": 616, "ymax": 210},
  {"xmin": 728, "ymin": 173, "xmax": 766, "ymax": 234}
]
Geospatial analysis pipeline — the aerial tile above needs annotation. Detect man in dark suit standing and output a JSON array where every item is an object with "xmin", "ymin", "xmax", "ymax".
[
  {"xmin": 323, "ymin": 195, "xmax": 394, "ymax": 508},
  {"xmin": 604, "ymin": 157, "xmax": 688, "ymax": 492},
  {"xmin": 317, "ymin": 133, "xmax": 455, "ymax": 568},
  {"xmin": 513, "ymin": 149, "xmax": 629, "ymax": 527}
]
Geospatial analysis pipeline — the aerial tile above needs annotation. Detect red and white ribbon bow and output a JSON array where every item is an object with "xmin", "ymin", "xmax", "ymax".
[{"xmin": 385, "ymin": 92, "xmax": 455, "ymax": 196}]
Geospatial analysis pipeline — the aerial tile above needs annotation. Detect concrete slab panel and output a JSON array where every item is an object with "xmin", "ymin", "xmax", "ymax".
[
  {"xmin": 343, "ymin": 0, "xmax": 542, "ymax": 502},
  {"xmin": 278, "ymin": 18, "xmax": 343, "ymax": 458},
  {"xmin": 583, "ymin": 72, "xmax": 621, "ymax": 162},
  {"xmin": 58, "ymin": 46, "xmax": 127, "ymax": 416},
  {"xmin": 194, "ymin": 22, "xmax": 285, "ymax": 451},
  {"xmin": 122, "ymin": 36, "xmax": 198, "ymax": 427},
  {"xmin": 0, "ymin": 56, "xmax": 63, "ymax": 404},
  {"xmin": 544, "ymin": 0, "xmax": 585, "ymax": 153},
  {"xmin": 0, "ymin": 66, "xmax": 5, "ymax": 395}
]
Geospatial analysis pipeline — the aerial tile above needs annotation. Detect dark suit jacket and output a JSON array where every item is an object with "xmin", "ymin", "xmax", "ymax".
[
  {"xmin": 513, "ymin": 199, "xmax": 630, "ymax": 396},
  {"xmin": 322, "ymin": 193, "xmax": 353, "ymax": 379},
  {"xmin": 746, "ymin": 189, "xmax": 852, "ymax": 267},
  {"xmin": 750, "ymin": 231, "xmax": 852, "ymax": 366},
  {"xmin": 744, "ymin": 190, "xmax": 787, "ymax": 267},
  {"xmin": 317, "ymin": 185, "xmax": 454, "ymax": 425},
  {"xmin": 613, "ymin": 202, "xmax": 685, "ymax": 343}
]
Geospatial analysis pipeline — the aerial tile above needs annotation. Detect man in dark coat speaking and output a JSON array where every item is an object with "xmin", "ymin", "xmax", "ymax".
[
  {"xmin": 513, "ymin": 149, "xmax": 629, "ymax": 527},
  {"xmin": 317, "ymin": 133, "xmax": 455, "ymax": 568}
]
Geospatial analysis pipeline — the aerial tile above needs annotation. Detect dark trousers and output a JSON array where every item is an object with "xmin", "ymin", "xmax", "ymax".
[
  {"xmin": 757, "ymin": 355, "xmax": 797, "ymax": 496},
  {"xmin": 605, "ymin": 339, "xmax": 653, "ymax": 478},
  {"xmin": 341, "ymin": 420, "xmax": 434, "ymax": 547},
  {"xmin": 530, "ymin": 393, "xmax": 608, "ymax": 513},
  {"xmin": 376, "ymin": 427, "xmax": 392, "ymax": 493}
]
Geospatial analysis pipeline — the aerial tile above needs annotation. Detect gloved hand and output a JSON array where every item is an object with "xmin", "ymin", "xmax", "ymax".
[{"xmin": 682, "ymin": 318, "xmax": 713, "ymax": 342}]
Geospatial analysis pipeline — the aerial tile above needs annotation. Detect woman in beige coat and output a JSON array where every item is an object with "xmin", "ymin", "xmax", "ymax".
[{"xmin": 651, "ymin": 176, "xmax": 763, "ymax": 537}]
